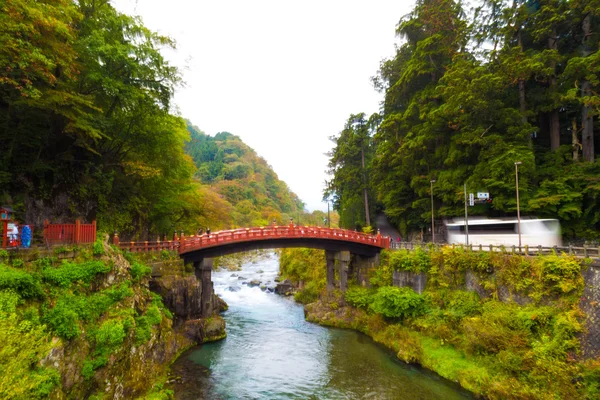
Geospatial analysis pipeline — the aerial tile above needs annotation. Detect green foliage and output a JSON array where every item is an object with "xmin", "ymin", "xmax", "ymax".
[
  {"xmin": 369, "ymin": 286, "xmax": 427, "ymax": 319},
  {"xmin": 130, "ymin": 262, "xmax": 152, "ymax": 281},
  {"xmin": 0, "ymin": 264, "xmax": 43, "ymax": 299},
  {"xmin": 92, "ymin": 237, "xmax": 105, "ymax": 256},
  {"xmin": 134, "ymin": 305, "xmax": 163, "ymax": 344},
  {"xmin": 389, "ymin": 247, "xmax": 431, "ymax": 273},
  {"xmin": 537, "ymin": 253, "xmax": 584, "ymax": 295},
  {"xmin": 369, "ymin": 250, "xmax": 393, "ymax": 287},
  {"xmin": 344, "ymin": 286, "xmax": 374, "ymax": 309},
  {"xmin": 312, "ymin": 246, "xmax": 592, "ymax": 398},
  {"xmin": 42, "ymin": 260, "xmax": 111, "ymax": 287},
  {"xmin": 42, "ymin": 283, "xmax": 133, "ymax": 339},
  {"xmin": 292, "ymin": 280, "xmax": 320, "ymax": 304},
  {"xmin": 0, "ymin": 290, "xmax": 60, "ymax": 398}
]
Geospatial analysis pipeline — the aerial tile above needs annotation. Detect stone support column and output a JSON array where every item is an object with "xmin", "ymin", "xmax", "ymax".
[
  {"xmin": 194, "ymin": 258, "xmax": 214, "ymax": 318},
  {"xmin": 326, "ymin": 250, "xmax": 336, "ymax": 293},
  {"xmin": 336, "ymin": 251, "xmax": 350, "ymax": 293},
  {"xmin": 354, "ymin": 253, "xmax": 380, "ymax": 287}
]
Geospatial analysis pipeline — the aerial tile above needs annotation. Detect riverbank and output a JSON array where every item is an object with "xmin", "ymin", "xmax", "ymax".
[
  {"xmin": 280, "ymin": 247, "xmax": 600, "ymax": 399},
  {"xmin": 0, "ymin": 240, "xmax": 225, "ymax": 399}
]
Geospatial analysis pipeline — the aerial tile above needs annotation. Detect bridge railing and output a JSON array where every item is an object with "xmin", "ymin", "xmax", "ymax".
[
  {"xmin": 392, "ymin": 241, "xmax": 600, "ymax": 258},
  {"xmin": 116, "ymin": 240, "xmax": 179, "ymax": 253},
  {"xmin": 179, "ymin": 225, "xmax": 389, "ymax": 253},
  {"xmin": 113, "ymin": 226, "xmax": 390, "ymax": 254}
]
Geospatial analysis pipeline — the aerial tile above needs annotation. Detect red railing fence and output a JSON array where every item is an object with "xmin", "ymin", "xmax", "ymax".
[
  {"xmin": 112, "ymin": 225, "xmax": 390, "ymax": 254},
  {"xmin": 43, "ymin": 219, "xmax": 97, "ymax": 245}
]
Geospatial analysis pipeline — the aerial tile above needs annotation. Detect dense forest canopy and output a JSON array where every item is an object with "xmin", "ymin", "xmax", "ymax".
[
  {"xmin": 327, "ymin": 0, "xmax": 600, "ymax": 239},
  {"xmin": 0, "ymin": 0, "xmax": 315, "ymax": 239}
]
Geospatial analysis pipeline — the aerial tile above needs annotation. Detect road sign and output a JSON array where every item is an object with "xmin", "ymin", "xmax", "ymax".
[
  {"xmin": 469, "ymin": 193, "xmax": 475, "ymax": 206},
  {"xmin": 477, "ymin": 192, "xmax": 489, "ymax": 200}
]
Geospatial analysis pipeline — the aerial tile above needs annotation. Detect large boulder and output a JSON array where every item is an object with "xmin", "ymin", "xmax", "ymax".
[{"xmin": 275, "ymin": 279, "xmax": 294, "ymax": 296}]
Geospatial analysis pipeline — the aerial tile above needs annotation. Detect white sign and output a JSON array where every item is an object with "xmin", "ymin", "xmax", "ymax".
[
  {"xmin": 469, "ymin": 193, "xmax": 475, "ymax": 206},
  {"xmin": 477, "ymin": 192, "xmax": 490, "ymax": 200}
]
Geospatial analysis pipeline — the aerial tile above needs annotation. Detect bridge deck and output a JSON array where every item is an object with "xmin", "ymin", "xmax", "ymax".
[{"xmin": 179, "ymin": 226, "xmax": 389, "ymax": 254}]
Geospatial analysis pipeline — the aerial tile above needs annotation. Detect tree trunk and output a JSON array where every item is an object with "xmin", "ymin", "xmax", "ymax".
[
  {"xmin": 582, "ymin": 14, "xmax": 594, "ymax": 162},
  {"xmin": 572, "ymin": 118, "xmax": 580, "ymax": 161},
  {"xmin": 360, "ymin": 143, "xmax": 371, "ymax": 228},
  {"xmin": 548, "ymin": 29, "xmax": 560, "ymax": 151}
]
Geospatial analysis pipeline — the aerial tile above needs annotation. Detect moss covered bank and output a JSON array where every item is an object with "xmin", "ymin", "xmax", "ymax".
[
  {"xmin": 280, "ymin": 247, "xmax": 600, "ymax": 399},
  {"xmin": 0, "ymin": 239, "xmax": 225, "ymax": 399}
]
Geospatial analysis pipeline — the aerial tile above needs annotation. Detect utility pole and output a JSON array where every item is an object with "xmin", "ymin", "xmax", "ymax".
[
  {"xmin": 327, "ymin": 200, "xmax": 331, "ymax": 228},
  {"xmin": 464, "ymin": 183, "xmax": 469, "ymax": 246},
  {"xmin": 515, "ymin": 162, "xmax": 522, "ymax": 249}
]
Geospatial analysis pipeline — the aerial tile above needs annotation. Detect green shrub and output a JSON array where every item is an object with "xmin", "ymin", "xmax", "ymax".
[
  {"xmin": 389, "ymin": 247, "xmax": 431, "ymax": 273},
  {"xmin": 135, "ymin": 306, "xmax": 164, "ymax": 344},
  {"xmin": 345, "ymin": 286, "xmax": 373, "ymax": 309},
  {"xmin": 369, "ymin": 251, "xmax": 393, "ymax": 287},
  {"xmin": 130, "ymin": 262, "xmax": 152, "ymax": 281},
  {"xmin": 94, "ymin": 319, "xmax": 126, "ymax": 350},
  {"xmin": 42, "ymin": 299, "xmax": 81, "ymax": 339},
  {"xmin": 369, "ymin": 286, "xmax": 427, "ymax": 319},
  {"xmin": 294, "ymin": 281, "xmax": 321, "ymax": 304},
  {"xmin": 92, "ymin": 237, "xmax": 105, "ymax": 256},
  {"xmin": 537, "ymin": 254, "xmax": 584, "ymax": 296},
  {"xmin": 42, "ymin": 260, "xmax": 111, "ymax": 287},
  {"xmin": 11, "ymin": 258, "xmax": 24, "ymax": 268},
  {"xmin": 0, "ymin": 290, "xmax": 60, "ymax": 398},
  {"xmin": 446, "ymin": 290, "xmax": 482, "ymax": 319},
  {"xmin": 42, "ymin": 284, "xmax": 134, "ymax": 339},
  {"xmin": 0, "ymin": 265, "xmax": 44, "ymax": 298}
]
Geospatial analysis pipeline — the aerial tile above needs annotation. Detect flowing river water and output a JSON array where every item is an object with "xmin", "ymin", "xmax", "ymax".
[{"xmin": 169, "ymin": 253, "xmax": 472, "ymax": 399}]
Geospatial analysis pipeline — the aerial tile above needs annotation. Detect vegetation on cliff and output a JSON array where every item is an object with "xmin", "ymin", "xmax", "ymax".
[
  {"xmin": 326, "ymin": 0, "xmax": 600, "ymax": 238},
  {"xmin": 284, "ymin": 246, "xmax": 600, "ymax": 399},
  {"xmin": 0, "ymin": 241, "xmax": 192, "ymax": 399}
]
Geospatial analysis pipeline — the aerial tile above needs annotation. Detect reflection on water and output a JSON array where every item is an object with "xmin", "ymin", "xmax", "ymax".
[{"xmin": 169, "ymin": 253, "xmax": 471, "ymax": 399}]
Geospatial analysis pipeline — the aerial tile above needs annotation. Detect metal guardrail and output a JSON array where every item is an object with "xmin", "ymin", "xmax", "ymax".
[{"xmin": 391, "ymin": 241, "xmax": 600, "ymax": 258}]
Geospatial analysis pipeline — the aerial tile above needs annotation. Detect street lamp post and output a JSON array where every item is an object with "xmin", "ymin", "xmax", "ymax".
[
  {"xmin": 515, "ymin": 161, "xmax": 522, "ymax": 249},
  {"xmin": 430, "ymin": 180, "xmax": 436, "ymax": 243}
]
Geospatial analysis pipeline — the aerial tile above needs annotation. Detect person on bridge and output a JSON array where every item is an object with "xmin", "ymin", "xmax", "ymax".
[
  {"xmin": 206, "ymin": 227, "xmax": 211, "ymax": 236},
  {"xmin": 197, "ymin": 228, "xmax": 203, "ymax": 236}
]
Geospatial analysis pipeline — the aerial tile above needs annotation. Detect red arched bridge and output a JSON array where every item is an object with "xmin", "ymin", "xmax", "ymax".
[
  {"xmin": 115, "ymin": 225, "xmax": 390, "ymax": 317},
  {"xmin": 116, "ymin": 225, "xmax": 390, "ymax": 263}
]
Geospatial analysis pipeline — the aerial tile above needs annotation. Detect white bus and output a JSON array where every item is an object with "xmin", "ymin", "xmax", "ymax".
[{"xmin": 445, "ymin": 218, "xmax": 561, "ymax": 247}]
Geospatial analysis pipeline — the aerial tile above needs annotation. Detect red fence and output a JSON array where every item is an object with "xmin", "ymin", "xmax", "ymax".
[
  {"xmin": 43, "ymin": 220, "xmax": 96, "ymax": 245},
  {"xmin": 114, "ymin": 226, "xmax": 390, "ymax": 254}
]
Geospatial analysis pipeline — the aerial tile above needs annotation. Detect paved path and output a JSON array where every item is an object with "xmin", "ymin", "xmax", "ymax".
[{"xmin": 375, "ymin": 214, "xmax": 402, "ymax": 241}]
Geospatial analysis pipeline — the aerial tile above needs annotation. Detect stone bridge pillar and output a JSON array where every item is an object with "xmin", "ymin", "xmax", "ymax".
[
  {"xmin": 353, "ymin": 254, "xmax": 380, "ymax": 287},
  {"xmin": 326, "ymin": 250, "xmax": 336, "ymax": 293},
  {"xmin": 336, "ymin": 250, "xmax": 351, "ymax": 292},
  {"xmin": 194, "ymin": 258, "xmax": 214, "ymax": 318}
]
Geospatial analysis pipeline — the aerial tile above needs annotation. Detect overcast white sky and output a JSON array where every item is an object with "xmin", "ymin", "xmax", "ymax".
[{"xmin": 112, "ymin": 0, "xmax": 414, "ymax": 211}]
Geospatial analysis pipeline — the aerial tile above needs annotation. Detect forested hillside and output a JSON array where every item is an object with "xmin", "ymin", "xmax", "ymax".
[
  {"xmin": 0, "ymin": 0, "xmax": 306, "ymax": 239},
  {"xmin": 185, "ymin": 122, "xmax": 305, "ymax": 228},
  {"xmin": 327, "ymin": 0, "xmax": 600, "ymax": 239}
]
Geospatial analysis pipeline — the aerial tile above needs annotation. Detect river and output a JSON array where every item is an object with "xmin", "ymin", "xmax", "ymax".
[{"xmin": 168, "ymin": 252, "xmax": 472, "ymax": 399}]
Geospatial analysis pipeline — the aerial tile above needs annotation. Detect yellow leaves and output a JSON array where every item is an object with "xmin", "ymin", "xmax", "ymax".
[{"xmin": 122, "ymin": 161, "xmax": 161, "ymax": 179}]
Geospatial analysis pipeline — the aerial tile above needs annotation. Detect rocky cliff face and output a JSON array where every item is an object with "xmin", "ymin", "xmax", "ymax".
[
  {"xmin": 150, "ymin": 271, "xmax": 227, "ymax": 343},
  {"xmin": 35, "ymin": 244, "xmax": 227, "ymax": 399}
]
